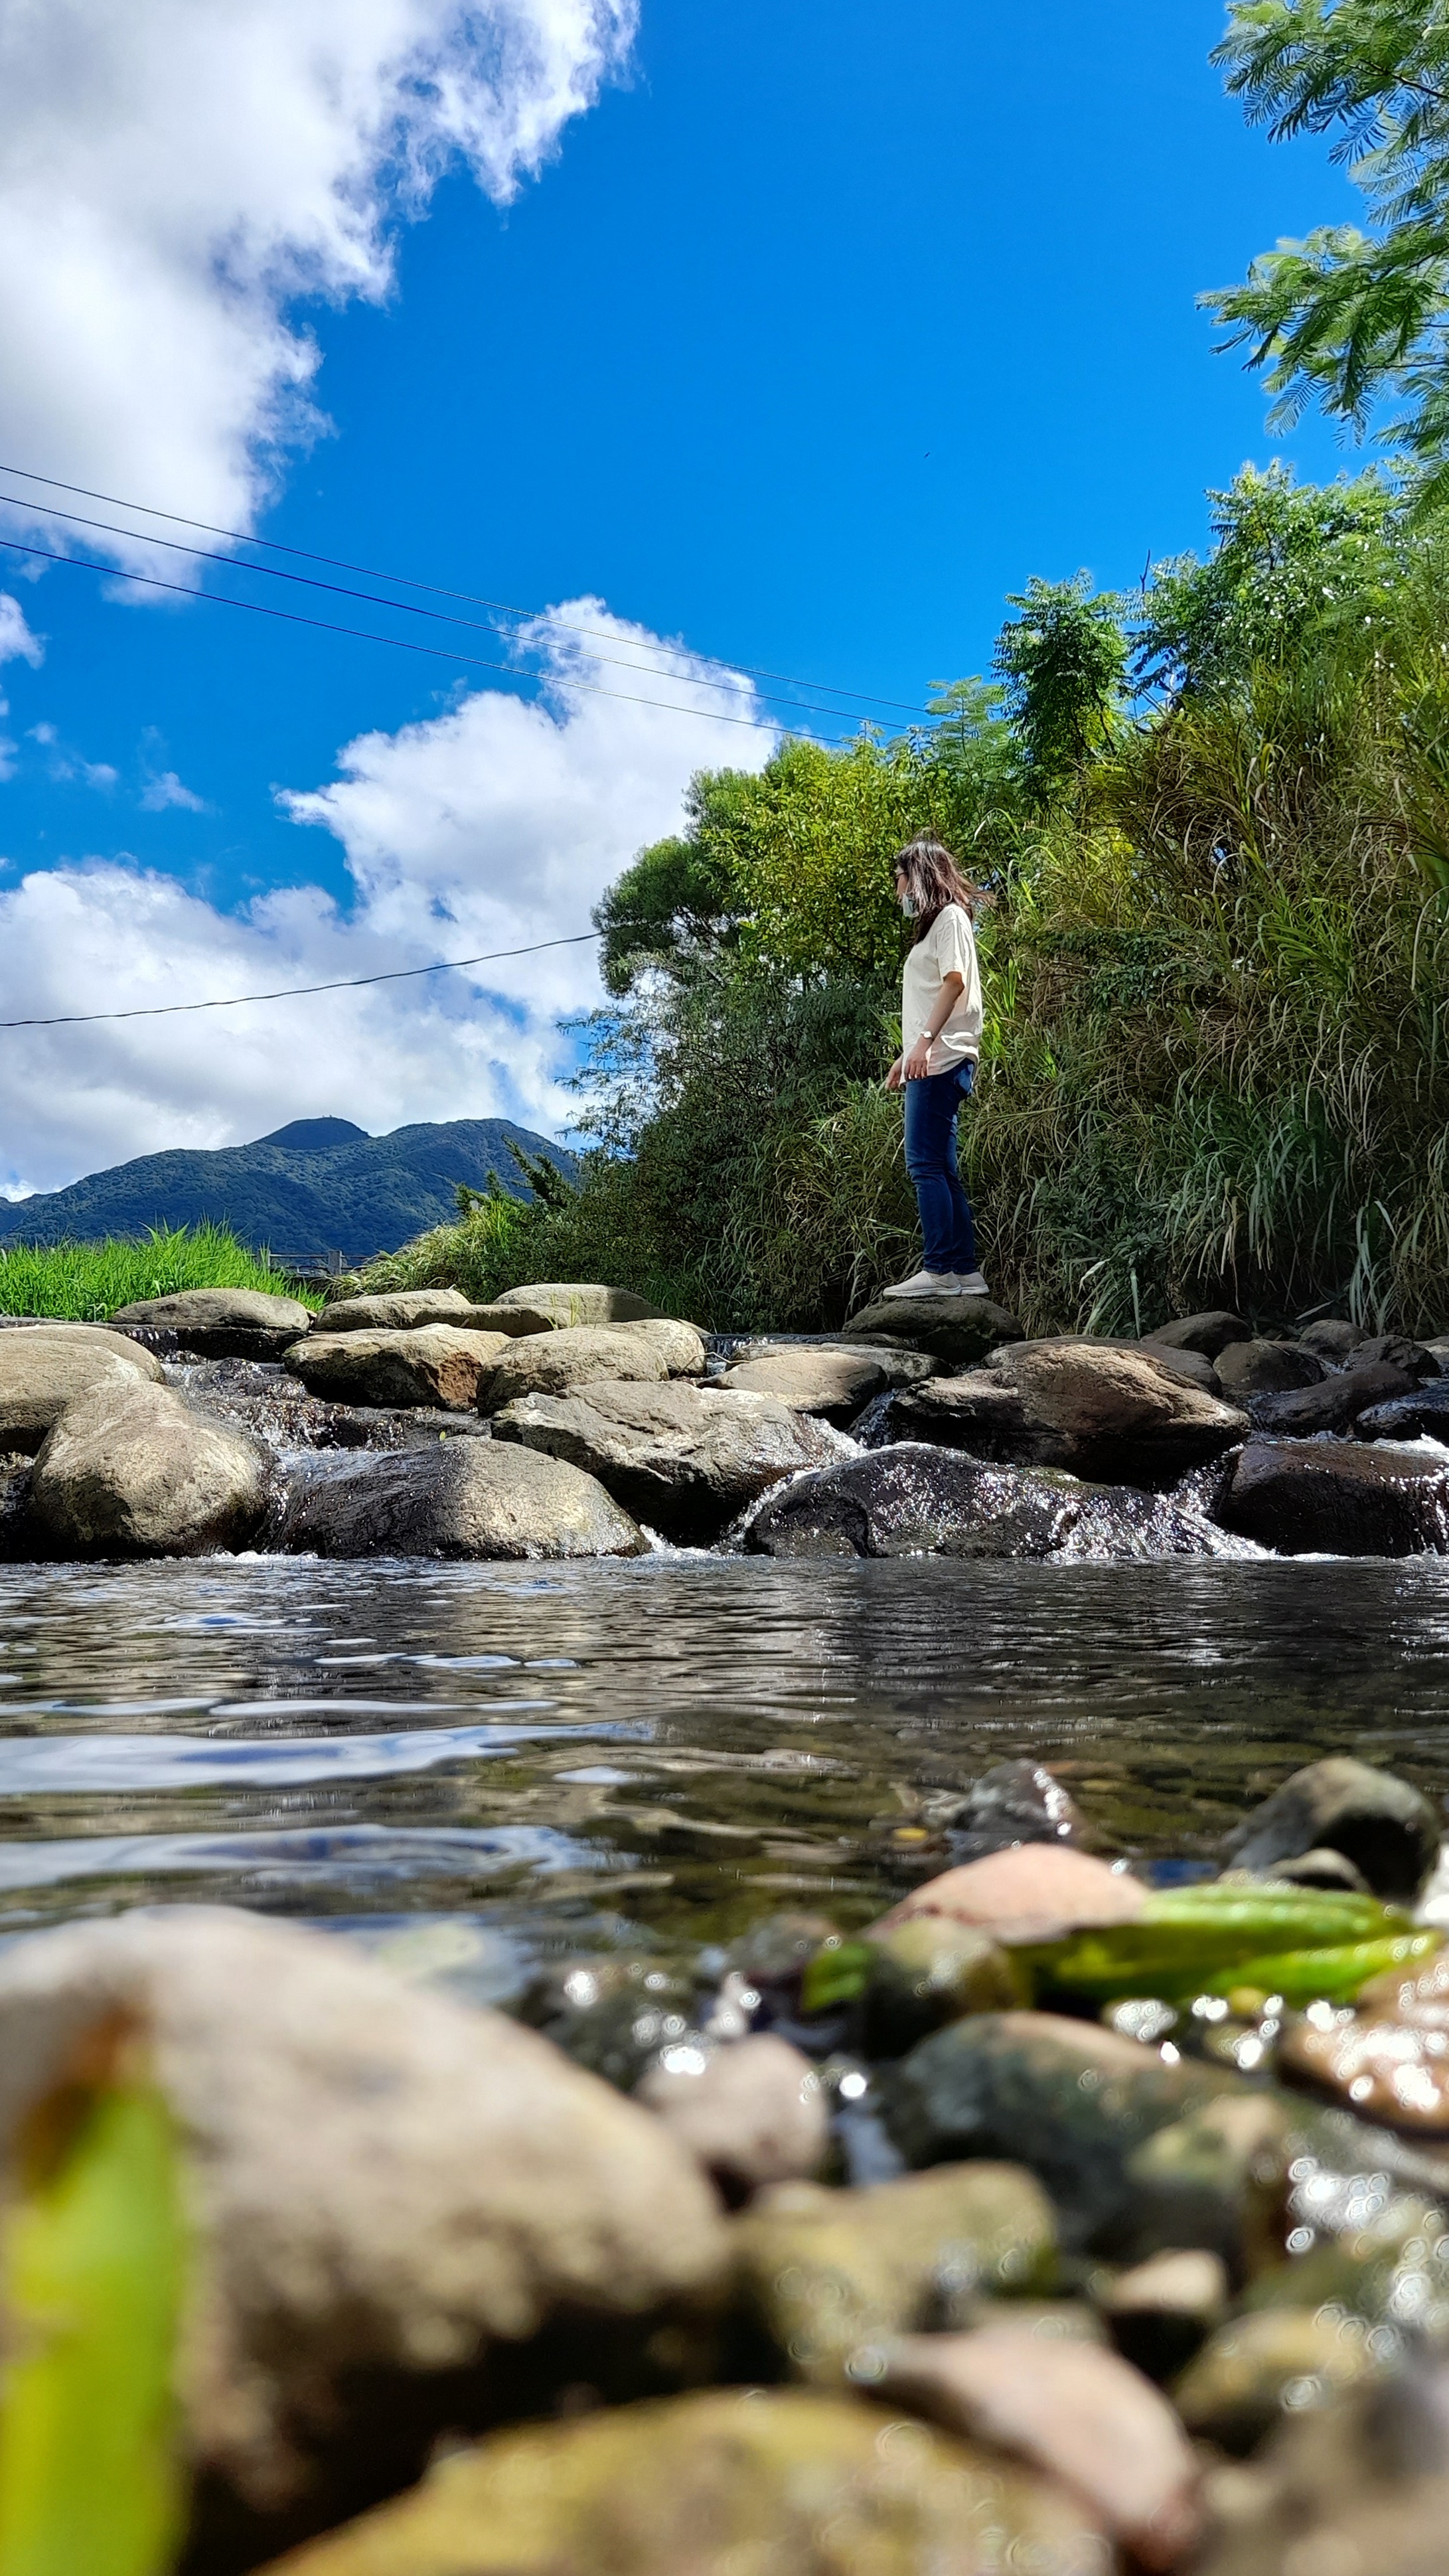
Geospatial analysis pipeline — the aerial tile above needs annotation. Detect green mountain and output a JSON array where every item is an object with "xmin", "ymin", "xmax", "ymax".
[{"xmin": 0, "ymin": 1118, "xmax": 578, "ymax": 1264}]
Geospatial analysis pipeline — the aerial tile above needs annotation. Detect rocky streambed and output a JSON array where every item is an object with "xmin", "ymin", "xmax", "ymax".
[{"xmin": 3, "ymin": 1285, "xmax": 1449, "ymax": 2567}]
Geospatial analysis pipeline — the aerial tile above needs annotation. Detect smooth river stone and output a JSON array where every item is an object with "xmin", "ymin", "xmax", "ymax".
[
  {"xmin": 0, "ymin": 1324, "xmax": 164, "ymax": 1453},
  {"xmin": 636, "ymin": 2032, "xmax": 828, "ymax": 2197},
  {"xmin": 285, "ymin": 1324, "xmax": 511, "ymax": 1409},
  {"xmin": 1280, "ymin": 2015, "xmax": 1449, "ymax": 2134},
  {"xmin": 872, "ymin": 1843, "xmax": 1146, "ymax": 1946}
]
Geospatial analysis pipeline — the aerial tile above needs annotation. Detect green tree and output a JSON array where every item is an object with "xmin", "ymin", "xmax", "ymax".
[
  {"xmin": 1205, "ymin": 0, "xmax": 1449, "ymax": 498},
  {"xmin": 992, "ymin": 575, "xmax": 1129, "ymax": 789}
]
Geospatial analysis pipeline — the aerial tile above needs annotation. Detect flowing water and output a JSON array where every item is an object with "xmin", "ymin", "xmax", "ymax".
[{"xmin": 2, "ymin": 1552, "xmax": 1449, "ymax": 1995}]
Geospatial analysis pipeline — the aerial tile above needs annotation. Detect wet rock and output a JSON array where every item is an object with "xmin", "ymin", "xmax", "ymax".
[
  {"xmin": 742, "ymin": 1445, "xmax": 1081, "ymax": 1558},
  {"xmin": 884, "ymin": 2010, "xmax": 1227, "ymax": 2250},
  {"xmin": 1190, "ymin": 2362, "xmax": 1449, "ymax": 2576},
  {"xmin": 873, "ymin": 1844, "xmax": 1146, "ymax": 1946},
  {"xmin": 861, "ymin": 1918, "xmax": 1026, "ymax": 2056},
  {"xmin": 109, "ymin": 1284, "xmax": 315, "ymax": 1359},
  {"xmin": 490, "ymin": 1282, "xmax": 666, "ymax": 1329},
  {"xmin": 0, "ymin": 1322, "xmax": 164, "ymax": 1452},
  {"xmin": 519, "ymin": 1957, "xmax": 700, "ymax": 2089},
  {"xmin": 1122, "ymin": 2093, "xmax": 1293, "ymax": 2277},
  {"xmin": 733, "ymin": 2162, "xmax": 1055, "ymax": 2380},
  {"xmin": 1173, "ymin": 2307, "xmax": 1374, "ymax": 2454},
  {"xmin": 0, "ymin": 1910, "xmax": 728, "ymax": 2558},
  {"xmin": 840, "ymin": 1294, "xmax": 1025, "ymax": 1365},
  {"xmin": 285, "ymin": 1325, "xmax": 511, "ymax": 1409},
  {"xmin": 1299, "ymin": 1318, "xmax": 1365, "ymax": 1361},
  {"xmin": 951, "ymin": 1759, "xmax": 1085, "ymax": 1862},
  {"xmin": 637, "ymin": 2033, "xmax": 828, "ymax": 2198},
  {"xmin": 1355, "ymin": 1334, "xmax": 1440, "ymax": 1383},
  {"xmin": 1135, "ymin": 1339, "xmax": 1221, "ymax": 1391},
  {"xmin": 31, "ymin": 1377, "xmax": 269, "ymax": 1555},
  {"xmin": 1241, "ymin": 2187, "xmax": 1449, "ymax": 2341},
  {"xmin": 1217, "ymin": 1438, "xmax": 1449, "ymax": 1556},
  {"xmin": 1102, "ymin": 2248, "xmax": 1228, "ymax": 2383},
  {"xmin": 1249, "ymin": 1362, "xmax": 1415, "ymax": 1434},
  {"xmin": 1224, "ymin": 1757, "xmax": 1440, "ymax": 1902},
  {"xmin": 863, "ymin": 2325, "xmax": 1202, "ymax": 2569},
  {"xmin": 319, "ymin": 1288, "xmax": 504, "ymax": 1332},
  {"xmin": 251, "ymin": 2386, "xmax": 1108, "ymax": 2576},
  {"xmin": 1147, "ymin": 1310, "xmax": 1252, "ymax": 1360},
  {"xmin": 716, "ymin": 1347, "xmax": 891, "ymax": 1422},
  {"xmin": 1280, "ymin": 2016, "xmax": 1449, "ymax": 2135},
  {"xmin": 731, "ymin": 1336, "xmax": 939, "ymax": 1389},
  {"xmin": 724, "ymin": 1914, "xmax": 839, "ymax": 2024},
  {"xmin": 1359, "ymin": 1947, "xmax": 1449, "ymax": 2024},
  {"xmin": 1357, "ymin": 1377, "xmax": 1449, "ymax": 1440},
  {"xmin": 481, "ymin": 1326, "xmax": 676, "ymax": 1408},
  {"xmin": 493, "ymin": 1379, "xmax": 850, "ymax": 1543},
  {"xmin": 887, "ymin": 1339, "xmax": 1249, "ymax": 1487},
  {"xmin": 1215, "ymin": 1339, "xmax": 1325, "ymax": 1401},
  {"xmin": 273, "ymin": 1438, "xmax": 648, "ymax": 1559}
]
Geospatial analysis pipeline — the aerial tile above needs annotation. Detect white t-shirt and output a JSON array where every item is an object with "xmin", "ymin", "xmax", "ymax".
[{"xmin": 902, "ymin": 901, "xmax": 982, "ymax": 1073}]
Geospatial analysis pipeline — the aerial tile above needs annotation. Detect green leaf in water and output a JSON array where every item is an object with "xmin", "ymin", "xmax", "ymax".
[
  {"xmin": 1019, "ymin": 1882, "xmax": 1442, "ymax": 2007},
  {"xmin": 799, "ymin": 1940, "xmax": 873, "ymax": 2016},
  {"xmin": 0, "ymin": 2013, "xmax": 188, "ymax": 2576}
]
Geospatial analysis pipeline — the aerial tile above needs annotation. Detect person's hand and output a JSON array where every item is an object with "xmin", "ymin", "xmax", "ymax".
[
  {"xmin": 902, "ymin": 1039, "xmax": 932, "ymax": 1081},
  {"xmin": 885, "ymin": 1056, "xmax": 903, "ymax": 1091}
]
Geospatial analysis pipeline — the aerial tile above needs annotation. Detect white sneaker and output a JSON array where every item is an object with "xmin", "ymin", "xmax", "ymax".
[
  {"xmin": 949, "ymin": 1271, "xmax": 990, "ymax": 1296},
  {"xmin": 881, "ymin": 1270, "xmax": 960, "ymax": 1300}
]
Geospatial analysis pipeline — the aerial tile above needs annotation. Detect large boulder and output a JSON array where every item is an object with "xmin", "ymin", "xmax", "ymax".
[
  {"xmin": 842, "ymin": 1295, "xmax": 1024, "ymax": 1364},
  {"xmin": 491, "ymin": 1379, "xmax": 851, "ymax": 1542},
  {"xmin": 251, "ymin": 2388, "xmax": 1106, "ymax": 2576},
  {"xmin": 1249, "ymin": 1361, "xmax": 1414, "ymax": 1435},
  {"xmin": 319, "ymin": 1289, "xmax": 503, "ymax": 1333},
  {"xmin": 716, "ymin": 1346, "xmax": 929, "ymax": 1422},
  {"xmin": 108, "ymin": 1285, "xmax": 314, "ymax": 1359},
  {"xmin": 482, "ymin": 1327, "xmax": 673, "ymax": 1409},
  {"xmin": 741, "ymin": 1443, "xmax": 1240, "ymax": 1560},
  {"xmin": 1145, "ymin": 1310, "xmax": 1251, "ymax": 1360},
  {"xmin": 1214, "ymin": 1339, "xmax": 1324, "ymax": 1401},
  {"xmin": 274, "ymin": 1438, "xmax": 647, "ymax": 1559},
  {"xmin": 1216, "ymin": 1438, "xmax": 1449, "ymax": 1555},
  {"xmin": 1357, "ymin": 1377, "xmax": 1449, "ymax": 1440},
  {"xmin": 0, "ymin": 1910, "xmax": 727, "ymax": 2559},
  {"xmin": 0, "ymin": 1323, "xmax": 163, "ymax": 1452},
  {"xmin": 284, "ymin": 1326, "xmax": 510, "ymax": 1409},
  {"xmin": 883, "ymin": 1339, "xmax": 1248, "ymax": 1487},
  {"xmin": 30, "ymin": 1377, "xmax": 269, "ymax": 1554},
  {"xmin": 489, "ymin": 1282, "xmax": 666, "ymax": 1329}
]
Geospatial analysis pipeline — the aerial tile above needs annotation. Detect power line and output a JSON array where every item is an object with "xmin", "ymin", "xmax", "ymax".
[
  {"xmin": 0, "ymin": 927, "xmax": 617, "ymax": 1031},
  {"xmin": 0, "ymin": 459, "xmax": 930, "ymax": 721},
  {"xmin": 0, "ymin": 491, "xmax": 903, "ymax": 733},
  {"xmin": 0, "ymin": 536, "xmax": 838, "ymax": 739}
]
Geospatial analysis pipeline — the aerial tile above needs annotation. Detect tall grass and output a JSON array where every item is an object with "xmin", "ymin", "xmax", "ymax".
[{"xmin": 0, "ymin": 1225, "xmax": 323, "ymax": 1322}]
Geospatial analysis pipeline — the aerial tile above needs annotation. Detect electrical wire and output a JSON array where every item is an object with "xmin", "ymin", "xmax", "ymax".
[
  {"xmin": 0, "ymin": 535, "xmax": 844, "ymax": 739},
  {"xmin": 0, "ymin": 492, "xmax": 905, "ymax": 732},
  {"xmin": 0, "ymin": 925, "xmax": 631, "ymax": 1031},
  {"xmin": 0, "ymin": 460, "xmax": 931, "ymax": 720}
]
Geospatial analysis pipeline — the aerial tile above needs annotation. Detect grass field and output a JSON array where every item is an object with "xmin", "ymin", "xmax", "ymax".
[{"xmin": 0, "ymin": 1225, "xmax": 325, "ymax": 1322}]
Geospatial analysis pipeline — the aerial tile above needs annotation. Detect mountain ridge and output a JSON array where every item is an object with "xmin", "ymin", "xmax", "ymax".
[{"xmin": 0, "ymin": 1117, "xmax": 577, "ymax": 1262}]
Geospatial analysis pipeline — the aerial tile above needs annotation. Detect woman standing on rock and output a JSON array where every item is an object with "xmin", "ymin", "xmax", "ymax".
[{"xmin": 883, "ymin": 834, "xmax": 989, "ymax": 1300}]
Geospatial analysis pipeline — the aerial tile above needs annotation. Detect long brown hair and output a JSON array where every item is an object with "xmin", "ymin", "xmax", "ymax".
[{"xmin": 893, "ymin": 834, "xmax": 988, "ymax": 944}]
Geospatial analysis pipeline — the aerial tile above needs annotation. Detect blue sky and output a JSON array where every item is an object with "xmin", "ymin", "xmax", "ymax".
[{"xmin": 0, "ymin": 0, "xmax": 1365, "ymax": 1189}]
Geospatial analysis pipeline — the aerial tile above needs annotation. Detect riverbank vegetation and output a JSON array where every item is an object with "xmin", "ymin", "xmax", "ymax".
[
  {"xmin": 358, "ymin": 464, "xmax": 1449, "ymax": 1339},
  {"xmin": 0, "ymin": 1226, "xmax": 323, "ymax": 1322}
]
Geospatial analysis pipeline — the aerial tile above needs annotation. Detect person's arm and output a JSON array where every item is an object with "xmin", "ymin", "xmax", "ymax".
[{"xmin": 897, "ymin": 971, "xmax": 964, "ymax": 1082}]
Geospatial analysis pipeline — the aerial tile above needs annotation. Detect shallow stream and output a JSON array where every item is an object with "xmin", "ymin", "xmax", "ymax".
[{"xmin": 2, "ymin": 1553, "xmax": 1448, "ymax": 1990}]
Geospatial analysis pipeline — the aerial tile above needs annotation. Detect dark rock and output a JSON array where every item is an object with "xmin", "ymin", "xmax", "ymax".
[
  {"xmin": 739, "ymin": 1443, "xmax": 1239, "ymax": 1560},
  {"xmin": 493, "ymin": 1379, "xmax": 850, "ymax": 1543},
  {"xmin": 1215, "ymin": 1340, "xmax": 1325, "ymax": 1401},
  {"xmin": 1249, "ymin": 1361, "xmax": 1413, "ymax": 1434},
  {"xmin": 1355, "ymin": 1334, "xmax": 1440, "ymax": 1383},
  {"xmin": 883, "ymin": 2011, "xmax": 1229, "ymax": 2250},
  {"xmin": 884, "ymin": 1339, "xmax": 1248, "ymax": 1487},
  {"xmin": 1224, "ymin": 1756, "xmax": 1440, "ymax": 1902},
  {"xmin": 1357, "ymin": 1377, "xmax": 1449, "ymax": 1440},
  {"xmin": 1145, "ymin": 1310, "xmax": 1252, "ymax": 1360},
  {"xmin": 1136, "ymin": 1341, "xmax": 1221, "ymax": 1392},
  {"xmin": 840, "ymin": 1295, "xmax": 1025, "ymax": 1365},
  {"xmin": 273, "ymin": 1439, "xmax": 648, "ymax": 1559},
  {"xmin": 1299, "ymin": 1318, "xmax": 1365, "ymax": 1362},
  {"xmin": 1217, "ymin": 1438, "xmax": 1449, "ymax": 1556},
  {"xmin": 1102, "ymin": 2248, "xmax": 1227, "ymax": 2384},
  {"xmin": 1122, "ymin": 2094, "xmax": 1293, "ymax": 2278},
  {"xmin": 860, "ymin": 1918, "xmax": 1026, "ymax": 2057},
  {"xmin": 520, "ymin": 1957, "xmax": 700, "ymax": 2091},
  {"xmin": 951, "ymin": 1759, "xmax": 1084, "ymax": 1862}
]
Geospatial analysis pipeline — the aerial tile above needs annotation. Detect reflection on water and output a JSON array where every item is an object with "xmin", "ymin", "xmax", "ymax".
[{"xmin": 0, "ymin": 1553, "xmax": 1448, "ymax": 1985}]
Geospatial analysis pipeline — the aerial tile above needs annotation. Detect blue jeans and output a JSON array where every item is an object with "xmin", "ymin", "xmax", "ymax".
[{"xmin": 904, "ymin": 1061, "xmax": 976, "ymax": 1274}]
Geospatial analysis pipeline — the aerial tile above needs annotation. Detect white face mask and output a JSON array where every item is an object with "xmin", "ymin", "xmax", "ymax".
[{"xmin": 899, "ymin": 887, "xmax": 915, "ymax": 917}]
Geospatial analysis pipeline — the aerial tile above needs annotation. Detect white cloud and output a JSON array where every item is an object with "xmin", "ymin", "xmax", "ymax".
[
  {"xmin": 0, "ymin": 607, "xmax": 777, "ymax": 1201},
  {"xmin": 0, "ymin": 0, "xmax": 636, "ymax": 571},
  {"xmin": 139, "ymin": 769, "xmax": 207, "ymax": 814},
  {"xmin": 0, "ymin": 596, "xmax": 42, "ymax": 667}
]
